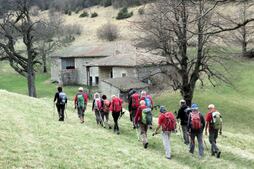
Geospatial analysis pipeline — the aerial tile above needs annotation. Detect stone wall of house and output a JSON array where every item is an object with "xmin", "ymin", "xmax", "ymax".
[
  {"xmin": 100, "ymin": 81, "xmax": 120, "ymax": 98},
  {"xmin": 50, "ymin": 57, "xmax": 62, "ymax": 83},
  {"xmin": 61, "ymin": 69, "xmax": 78, "ymax": 85},
  {"xmin": 112, "ymin": 67, "xmax": 137, "ymax": 78},
  {"xmin": 99, "ymin": 67, "xmax": 112, "ymax": 80},
  {"xmin": 75, "ymin": 58, "xmax": 99, "ymax": 85}
]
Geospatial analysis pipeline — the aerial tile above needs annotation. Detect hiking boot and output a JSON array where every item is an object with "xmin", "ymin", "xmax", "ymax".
[
  {"xmin": 149, "ymin": 126, "xmax": 153, "ymax": 130},
  {"xmin": 109, "ymin": 126, "xmax": 112, "ymax": 129},
  {"xmin": 216, "ymin": 151, "xmax": 221, "ymax": 158},
  {"xmin": 144, "ymin": 143, "xmax": 148, "ymax": 149},
  {"xmin": 166, "ymin": 157, "xmax": 171, "ymax": 160},
  {"xmin": 117, "ymin": 131, "xmax": 120, "ymax": 135},
  {"xmin": 133, "ymin": 126, "xmax": 136, "ymax": 129}
]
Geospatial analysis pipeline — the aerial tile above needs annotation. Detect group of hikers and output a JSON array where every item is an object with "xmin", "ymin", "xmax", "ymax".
[{"xmin": 54, "ymin": 87, "xmax": 223, "ymax": 160}]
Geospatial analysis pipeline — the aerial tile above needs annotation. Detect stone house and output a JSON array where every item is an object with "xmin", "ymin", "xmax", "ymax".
[{"xmin": 51, "ymin": 42, "xmax": 168, "ymax": 98}]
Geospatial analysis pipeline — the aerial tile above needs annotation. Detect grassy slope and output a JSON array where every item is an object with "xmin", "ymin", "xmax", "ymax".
[{"xmin": 0, "ymin": 90, "xmax": 254, "ymax": 169}]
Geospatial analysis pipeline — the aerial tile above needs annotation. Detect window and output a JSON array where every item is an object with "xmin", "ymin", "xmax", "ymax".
[
  {"xmin": 122, "ymin": 73, "xmax": 127, "ymax": 77},
  {"xmin": 62, "ymin": 58, "xmax": 75, "ymax": 69},
  {"xmin": 89, "ymin": 77, "xmax": 93, "ymax": 86},
  {"xmin": 95, "ymin": 76, "xmax": 99, "ymax": 85},
  {"xmin": 110, "ymin": 71, "xmax": 113, "ymax": 78}
]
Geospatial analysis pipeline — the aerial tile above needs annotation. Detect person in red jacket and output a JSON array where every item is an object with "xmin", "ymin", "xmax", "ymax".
[
  {"xmin": 110, "ymin": 95, "xmax": 123, "ymax": 135},
  {"xmin": 74, "ymin": 87, "xmax": 88, "ymax": 123},
  {"xmin": 205, "ymin": 104, "xmax": 222, "ymax": 158},
  {"xmin": 128, "ymin": 91, "xmax": 140, "ymax": 129},
  {"xmin": 134, "ymin": 100, "xmax": 149, "ymax": 148},
  {"xmin": 140, "ymin": 90, "xmax": 154, "ymax": 129},
  {"xmin": 153, "ymin": 106, "xmax": 176, "ymax": 160}
]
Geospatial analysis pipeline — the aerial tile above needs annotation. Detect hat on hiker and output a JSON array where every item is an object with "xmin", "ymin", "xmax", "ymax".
[
  {"xmin": 191, "ymin": 103, "xmax": 199, "ymax": 110},
  {"xmin": 78, "ymin": 87, "xmax": 83, "ymax": 91},
  {"xmin": 208, "ymin": 104, "xmax": 215, "ymax": 109},
  {"xmin": 141, "ymin": 90, "xmax": 146, "ymax": 97},
  {"xmin": 160, "ymin": 106, "xmax": 167, "ymax": 113},
  {"xmin": 179, "ymin": 99, "xmax": 186, "ymax": 105}
]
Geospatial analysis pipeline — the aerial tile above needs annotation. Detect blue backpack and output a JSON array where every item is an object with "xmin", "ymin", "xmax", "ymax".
[
  {"xmin": 145, "ymin": 97, "xmax": 152, "ymax": 108},
  {"xmin": 59, "ymin": 92, "xmax": 67, "ymax": 105}
]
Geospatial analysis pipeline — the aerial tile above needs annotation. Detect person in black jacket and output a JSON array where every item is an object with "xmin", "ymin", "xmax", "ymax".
[
  {"xmin": 177, "ymin": 100, "xmax": 191, "ymax": 145},
  {"xmin": 187, "ymin": 103, "xmax": 205, "ymax": 158},
  {"xmin": 53, "ymin": 87, "xmax": 67, "ymax": 121}
]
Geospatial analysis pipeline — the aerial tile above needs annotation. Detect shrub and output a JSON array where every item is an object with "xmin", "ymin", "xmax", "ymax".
[
  {"xmin": 101, "ymin": 0, "xmax": 112, "ymax": 7},
  {"xmin": 138, "ymin": 8, "xmax": 144, "ymax": 15},
  {"xmin": 91, "ymin": 12, "xmax": 98, "ymax": 18},
  {"xmin": 79, "ymin": 11, "xmax": 89, "ymax": 18},
  {"xmin": 97, "ymin": 23, "xmax": 119, "ymax": 41},
  {"xmin": 116, "ymin": 7, "xmax": 133, "ymax": 20}
]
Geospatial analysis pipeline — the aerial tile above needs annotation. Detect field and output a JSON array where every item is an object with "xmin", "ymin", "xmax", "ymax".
[{"xmin": 0, "ymin": 58, "xmax": 254, "ymax": 168}]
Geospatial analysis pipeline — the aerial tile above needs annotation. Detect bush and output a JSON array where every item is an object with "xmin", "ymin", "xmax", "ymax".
[
  {"xmin": 116, "ymin": 7, "xmax": 133, "ymax": 20},
  {"xmin": 91, "ymin": 12, "xmax": 98, "ymax": 18},
  {"xmin": 101, "ymin": 0, "xmax": 112, "ymax": 7},
  {"xmin": 97, "ymin": 23, "xmax": 119, "ymax": 41},
  {"xmin": 79, "ymin": 11, "xmax": 89, "ymax": 18},
  {"xmin": 138, "ymin": 7, "xmax": 144, "ymax": 15}
]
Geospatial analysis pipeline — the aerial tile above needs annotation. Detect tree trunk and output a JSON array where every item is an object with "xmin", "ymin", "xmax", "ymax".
[
  {"xmin": 242, "ymin": 26, "xmax": 247, "ymax": 57},
  {"xmin": 180, "ymin": 84, "xmax": 194, "ymax": 107},
  {"xmin": 27, "ymin": 61, "xmax": 37, "ymax": 97},
  {"xmin": 42, "ymin": 52, "xmax": 47, "ymax": 73}
]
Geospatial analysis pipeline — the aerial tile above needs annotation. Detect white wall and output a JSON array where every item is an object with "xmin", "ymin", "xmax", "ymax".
[
  {"xmin": 100, "ymin": 81, "xmax": 120, "ymax": 98},
  {"xmin": 75, "ymin": 58, "xmax": 99, "ymax": 85},
  {"xmin": 50, "ymin": 57, "xmax": 62, "ymax": 82},
  {"xmin": 112, "ymin": 67, "xmax": 137, "ymax": 78}
]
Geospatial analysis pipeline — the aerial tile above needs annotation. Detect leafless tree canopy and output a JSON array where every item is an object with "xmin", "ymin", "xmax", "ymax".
[{"xmin": 135, "ymin": 0, "xmax": 254, "ymax": 105}]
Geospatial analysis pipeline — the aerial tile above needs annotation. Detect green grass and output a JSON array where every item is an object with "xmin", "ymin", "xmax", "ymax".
[
  {"xmin": 1, "ymin": 57, "xmax": 254, "ymax": 168},
  {"xmin": 0, "ymin": 90, "xmax": 253, "ymax": 169},
  {"xmin": 0, "ymin": 62, "xmax": 84, "ymax": 98}
]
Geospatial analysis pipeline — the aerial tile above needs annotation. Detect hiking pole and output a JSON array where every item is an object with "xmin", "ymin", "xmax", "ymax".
[{"xmin": 203, "ymin": 137, "xmax": 209, "ymax": 151}]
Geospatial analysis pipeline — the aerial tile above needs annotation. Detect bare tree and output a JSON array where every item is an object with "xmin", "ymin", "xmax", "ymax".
[
  {"xmin": 135, "ymin": 0, "xmax": 254, "ymax": 105},
  {"xmin": 223, "ymin": 1, "xmax": 254, "ymax": 57},
  {"xmin": 0, "ymin": 0, "xmax": 40, "ymax": 97}
]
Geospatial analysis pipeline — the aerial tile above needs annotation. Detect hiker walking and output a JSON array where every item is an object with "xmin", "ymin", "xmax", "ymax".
[
  {"xmin": 92, "ymin": 93, "xmax": 103, "ymax": 126},
  {"xmin": 187, "ymin": 104, "xmax": 205, "ymax": 158},
  {"xmin": 110, "ymin": 95, "xmax": 123, "ymax": 135},
  {"xmin": 140, "ymin": 90, "xmax": 154, "ymax": 129},
  {"xmin": 53, "ymin": 86, "xmax": 67, "ymax": 121},
  {"xmin": 153, "ymin": 106, "xmax": 176, "ymax": 160},
  {"xmin": 101, "ymin": 95, "xmax": 112, "ymax": 129},
  {"xmin": 128, "ymin": 90, "xmax": 140, "ymax": 129},
  {"xmin": 177, "ymin": 99, "xmax": 191, "ymax": 145},
  {"xmin": 134, "ymin": 100, "xmax": 152, "ymax": 149},
  {"xmin": 74, "ymin": 87, "xmax": 88, "ymax": 123},
  {"xmin": 205, "ymin": 104, "xmax": 222, "ymax": 158}
]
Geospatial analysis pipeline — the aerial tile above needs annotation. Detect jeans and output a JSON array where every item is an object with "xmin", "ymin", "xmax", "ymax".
[
  {"xmin": 209, "ymin": 129, "xmax": 219, "ymax": 154},
  {"xmin": 182, "ymin": 125, "xmax": 190, "ymax": 145},
  {"xmin": 139, "ymin": 122, "xmax": 148, "ymax": 145},
  {"xmin": 77, "ymin": 106, "xmax": 85, "ymax": 118},
  {"xmin": 189, "ymin": 131, "xmax": 204, "ymax": 157},
  {"xmin": 95, "ymin": 109, "xmax": 102, "ymax": 125},
  {"xmin": 112, "ymin": 112, "xmax": 120, "ymax": 132},
  {"xmin": 101, "ymin": 111, "xmax": 111, "ymax": 128},
  {"xmin": 131, "ymin": 109, "xmax": 137, "ymax": 127},
  {"xmin": 161, "ymin": 131, "xmax": 171, "ymax": 158},
  {"xmin": 56, "ymin": 104, "xmax": 65, "ymax": 121}
]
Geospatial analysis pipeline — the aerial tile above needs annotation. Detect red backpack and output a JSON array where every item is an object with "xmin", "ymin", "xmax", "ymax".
[
  {"xmin": 190, "ymin": 112, "xmax": 201, "ymax": 130},
  {"xmin": 103, "ymin": 100, "xmax": 110, "ymax": 113},
  {"xmin": 162, "ymin": 112, "xmax": 176, "ymax": 132},
  {"xmin": 112, "ymin": 98, "xmax": 122, "ymax": 112},
  {"xmin": 94, "ymin": 98, "xmax": 102, "ymax": 110},
  {"xmin": 131, "ymin": 93, "xmax": 140, "ymax": 109}
]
